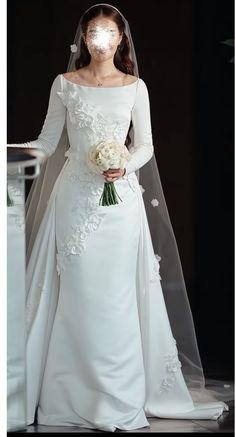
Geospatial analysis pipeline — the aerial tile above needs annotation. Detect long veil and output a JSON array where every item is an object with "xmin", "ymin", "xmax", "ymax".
[{"xmin": 25, "ymin": 3, "xmax": 233, "ymax": 404}]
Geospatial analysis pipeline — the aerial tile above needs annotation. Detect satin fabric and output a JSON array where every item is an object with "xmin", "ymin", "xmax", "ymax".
[{"xmin": 25, "ymin": 76, "xmax": 228, "ymax": 432}]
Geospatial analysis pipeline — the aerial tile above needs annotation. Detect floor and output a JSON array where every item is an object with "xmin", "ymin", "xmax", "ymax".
[{"xmin": 10, "ymin": 400, "xmax": 234, "ymax": 434}]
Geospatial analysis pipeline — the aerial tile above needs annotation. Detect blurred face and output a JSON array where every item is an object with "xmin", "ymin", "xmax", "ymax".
[{"xmin": 84, "ymin": 16, "xmax": 122, "ymax": 61}]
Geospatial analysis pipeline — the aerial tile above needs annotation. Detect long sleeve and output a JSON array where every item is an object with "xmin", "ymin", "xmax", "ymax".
[
  {"xmin": 125, "ymin": 78, "xmax": 154, "ymax": 176},
  {"xmin": 7, "ymin": 74, "xmax": 66, "ymax": 157}
]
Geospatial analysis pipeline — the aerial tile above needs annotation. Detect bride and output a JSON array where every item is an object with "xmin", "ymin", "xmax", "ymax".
[{"xmin": 8, "ymin": 3, "xmax": 230, "ymax": 432}]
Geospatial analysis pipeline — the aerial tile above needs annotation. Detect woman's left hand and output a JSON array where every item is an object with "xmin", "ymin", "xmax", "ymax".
[{"xmin": 103, "ymin": 168, "xmax": 125, "ymax": 182}]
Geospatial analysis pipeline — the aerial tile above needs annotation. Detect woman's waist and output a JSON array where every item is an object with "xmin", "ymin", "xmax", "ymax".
[
  {"xmin": 65, "ymin": 148, "xmax": 136, "ymax": 185},
  {"xmin": 63, "ymin": 157, "xmax": 138, "ymax": 195}
]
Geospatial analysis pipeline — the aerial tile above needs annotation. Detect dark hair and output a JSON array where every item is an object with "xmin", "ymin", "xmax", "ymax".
[
  {"xmin": 75, "ymin": 5, "xmax": 135, "ymax": 147},
  {"xmin": 75, "ymin": 4, "xmax": 135, "ymax": 75}
]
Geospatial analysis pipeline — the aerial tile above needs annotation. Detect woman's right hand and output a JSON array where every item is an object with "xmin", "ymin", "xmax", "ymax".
[{"xmin": 103, "ymin": 168, "xmax": 126, "ymax": 182}]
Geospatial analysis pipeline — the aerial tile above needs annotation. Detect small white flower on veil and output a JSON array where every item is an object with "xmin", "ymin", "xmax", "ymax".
[
  {"xmin": 70, "ymin": 44, "xmax": 78, "ymax": 53},
  {"xmin": 139, "ymin": 184, "xmax": 145, "ymax": 194},
  {"xmin": 151, "ymin": 198, "xmax": 159, "ymax": 207}
]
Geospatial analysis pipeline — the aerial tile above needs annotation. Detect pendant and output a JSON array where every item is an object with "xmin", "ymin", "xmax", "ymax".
[{"xmin": 97, "ymin": 82, "xmax": 102, "ymax": 87}]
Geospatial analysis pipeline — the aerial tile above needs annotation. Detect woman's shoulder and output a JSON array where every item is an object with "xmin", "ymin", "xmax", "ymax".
[
  {"xmin": 123, "ymin": 75, "xmax": 148, "ymax": 90},
  {"xmin": 123, "ymin": 74, "xmax": 139, "ymax": 85},
  {"xmin": 62, "ymin": 71, "xmax": 78, "ymax": 81},
  {"xmin": 61, "ymin": 69, "xmax": 92, "ymax": 86}
]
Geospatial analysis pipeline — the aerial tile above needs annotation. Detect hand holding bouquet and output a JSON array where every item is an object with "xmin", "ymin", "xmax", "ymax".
[{"xmin": 87, "ymin": 141, "xmax": 131, "ymax": 206}]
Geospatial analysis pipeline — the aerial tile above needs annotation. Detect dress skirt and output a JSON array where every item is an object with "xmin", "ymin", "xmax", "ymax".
[
  {"xmin": 36, "ymin": 158, "xmax": 150, "ymax": 430},
  {"xmin": 25, "ymin": 158, "xmax": 229, "ymax": 432}
]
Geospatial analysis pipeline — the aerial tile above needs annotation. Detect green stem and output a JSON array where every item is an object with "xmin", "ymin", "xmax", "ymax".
[
  {"xmin": 111, "ymin": 184, "xmax": 118, "ymax": 204},
  {"xmin": 105, "ymin": 183, "xmax": 109, "ymax": 205},
  {"xmin": 99, "ymin": 181, "xmax": 123, "ymax": 206},
  {"xmin": 113, "ymin": 184, "xmax": 123, "ymax": 203},
  {"xmin": 109, "ymin": 183, "xmax": 116, "ymax": 204},
  {"xmin": 107, "ymin": 183, "xmax": 112, "ymax": 204}
]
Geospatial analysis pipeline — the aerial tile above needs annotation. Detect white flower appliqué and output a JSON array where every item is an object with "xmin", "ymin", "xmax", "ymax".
[
  {"xmin": 70, "ymin": 44, "xmax": 78, "ymax": 53},
  {"xmin": 151, "ymin": 198, "xmax": 159, "ymax": 207},
  {"xmin": 150, "ymin": 253, "xmax": 162, "ymax": 282},
  {"xmin": 57, "ymin": 86, "xmax": 129, "ymax": 145},
  {"xmin": 55, "ymin": 86, "xmax": 133, "ymax": 274},
  {"xmin": 159, "ymin": 338, "xmax": 182, "ymax": 394},
  {"xmin": 56, "ymin": 164, "xmax": 106, "ymax": 275}
]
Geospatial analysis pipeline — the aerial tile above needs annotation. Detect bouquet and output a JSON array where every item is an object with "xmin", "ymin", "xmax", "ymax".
[{"xmin": 87, "ymin": 141, "xmax": 131, "ymax": 206}]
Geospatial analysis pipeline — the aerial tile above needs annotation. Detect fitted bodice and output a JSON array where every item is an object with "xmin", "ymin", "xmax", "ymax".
[
  {"xmin": 8, "ymin": 72, "xmax": 154, "ymax": 179},
  {"xmin": 57, "ymin": 75, "xmax": 139, "ymax": 165}
]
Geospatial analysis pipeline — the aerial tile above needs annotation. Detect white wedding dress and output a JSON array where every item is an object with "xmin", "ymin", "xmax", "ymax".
[{"xmin": 10, "ymin": 74, "xmax": 229, "ymax": 432}]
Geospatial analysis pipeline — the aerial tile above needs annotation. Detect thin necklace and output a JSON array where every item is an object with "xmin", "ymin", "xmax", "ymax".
[
  {"xmin": 95, "ymin": 76, "xmax": 112, "ymax": 87},
  {"xmin": 89, "ymin": 69, "xmax": 117, "ymax": 87}
]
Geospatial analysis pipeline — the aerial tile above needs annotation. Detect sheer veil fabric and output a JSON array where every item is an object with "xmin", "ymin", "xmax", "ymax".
[{"xmin": 24, "ymin": 3, "xmax": 233, "ymax": 409}]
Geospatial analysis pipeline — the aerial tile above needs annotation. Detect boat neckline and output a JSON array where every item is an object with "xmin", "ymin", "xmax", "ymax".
[{"xmin": 61, "ymin": 74, "xmax": 139, "ymax": 89}]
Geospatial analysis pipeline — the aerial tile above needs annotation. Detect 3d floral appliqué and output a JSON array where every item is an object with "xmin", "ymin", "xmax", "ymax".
[
  {"xmin": 150, "ymin": 253, "xmax": 162, "ymax": 282},
  {"xmin": 57, "ymin": 86, "xmax": 128, "ymax": 145},
  {"xmin": 70, "ymin": 44, "xmax": 78, "ymax": 53},
  {"xmin": 151, "ymin": 198, "xmax": 159, "ymax": 207},
  {"xmin": 159, "ymin": 338, "xmax": 182, "ymax": 394}
]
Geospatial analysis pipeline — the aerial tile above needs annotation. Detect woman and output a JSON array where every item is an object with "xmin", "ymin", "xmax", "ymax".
[{"xmin": 8, "ymin": 3, "xmax": 230, "ymax": 432}]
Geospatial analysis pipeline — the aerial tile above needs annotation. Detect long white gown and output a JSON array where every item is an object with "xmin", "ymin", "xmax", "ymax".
[{"xmin": 12, "ymin": 74, "xmax": 229, "ymax": 432}]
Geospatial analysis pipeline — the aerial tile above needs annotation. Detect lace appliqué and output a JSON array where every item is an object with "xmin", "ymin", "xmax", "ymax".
[
  {"xmin": 56, "ymin": 167, "xmax": 106, "ymax": 275},
  {"xmin": 150, "ymin": 253, "xmax": 162, "ymax": 282},
  {"xmin": 55, "ymin": 85, "xmax": 130, "ymax": 274},
  {"xmin": 159, "ymin": 338, "xmax": 182, "ymax": 394},
  {"xmin": 56, "ymin": 201, "xmax": 104, "ymax": 275},
  {"xmin": 57, "ymin": 89, "xmax": 128, "ymax": 145}
]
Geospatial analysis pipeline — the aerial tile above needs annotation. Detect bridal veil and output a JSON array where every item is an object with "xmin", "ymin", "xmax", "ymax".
[{"xmin": 24, "ymin": 3, "xmax": 233, "ymax": 405}]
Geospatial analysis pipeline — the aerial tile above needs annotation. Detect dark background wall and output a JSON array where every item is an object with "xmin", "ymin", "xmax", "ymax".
[
  {"xmin": 192, "ymin": 1, "xmax": 234, "ymax": 379},
  {"xmin": 7, "ymin": 0, "xmax": 234, "ymax": 379}
]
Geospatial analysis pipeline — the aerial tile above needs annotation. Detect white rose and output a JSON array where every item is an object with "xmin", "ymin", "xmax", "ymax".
[{"xmin": 88, "ymin": 142, "xmax": 131, "ymax": 174}]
